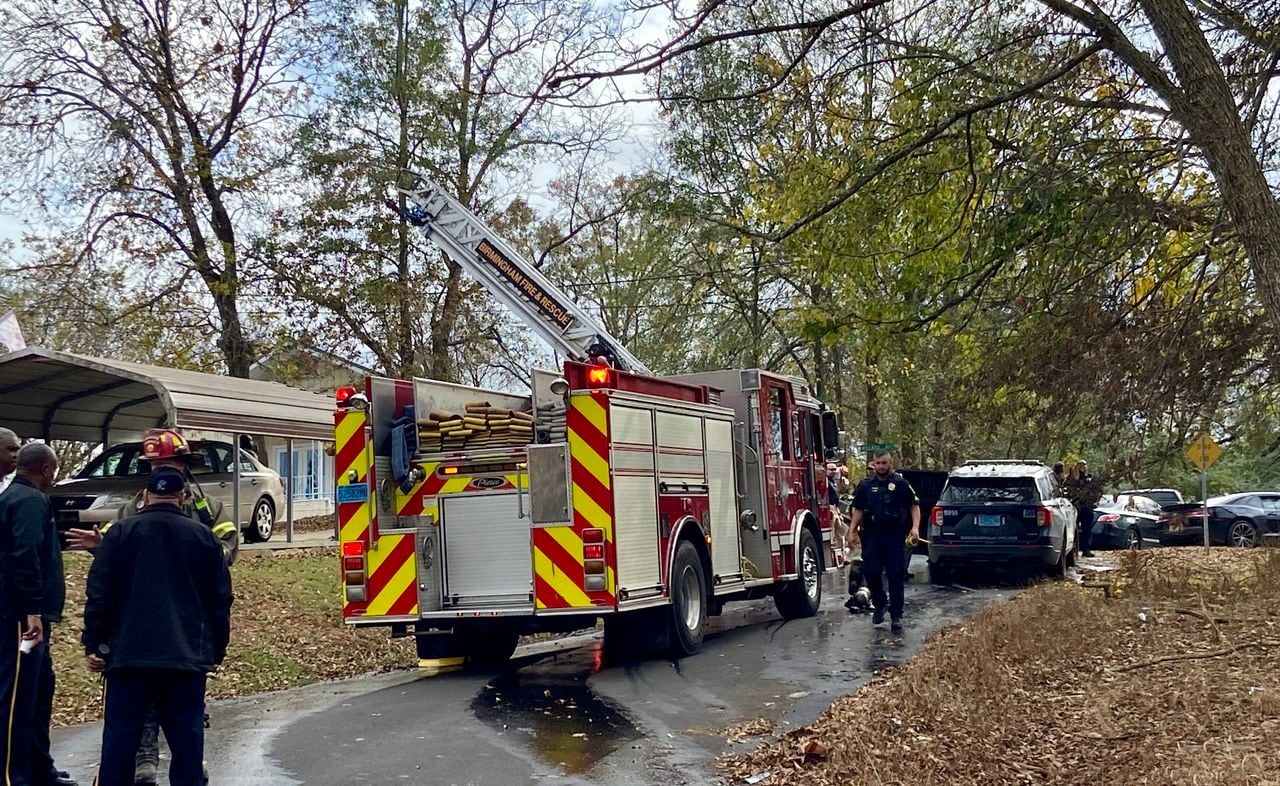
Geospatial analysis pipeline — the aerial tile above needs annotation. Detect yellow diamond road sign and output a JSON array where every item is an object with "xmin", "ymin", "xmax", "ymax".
[{"xmin": 1186, "ymin": 432, "xmax": 1222, "ymax": 470}]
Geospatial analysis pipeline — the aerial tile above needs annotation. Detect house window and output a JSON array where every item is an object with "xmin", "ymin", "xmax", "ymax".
[{"xmin": 274, "ymin": 442, "xmax": 333, "ymax": 502}]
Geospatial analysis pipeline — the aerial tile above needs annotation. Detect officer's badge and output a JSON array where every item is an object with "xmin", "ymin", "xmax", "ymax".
[{"xmin": 888, "ymin": 482, "xmax": 896, "ymax": 491}]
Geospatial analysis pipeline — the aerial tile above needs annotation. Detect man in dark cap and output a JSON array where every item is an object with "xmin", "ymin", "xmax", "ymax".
[{"xmin": 83, "ymin": 467, "xmax": 233, "ymax": 786}]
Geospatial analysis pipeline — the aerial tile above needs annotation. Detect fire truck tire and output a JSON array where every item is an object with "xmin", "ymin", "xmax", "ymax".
[
  {"xmin": 415, "ymin": 631, "xmax": 465, "ymax": 661},
  {"xmin": 603, "ymin": 610, "xmax": 667, "ymax": 658},
  {"xmin": 775, "ymin": 528, "xmax": 822, "ymax": 619},
  {"xmin": 462, "ymin": 629, "xmax": 520, "ymax": 665},
  {"xmin": 668, "ymin": 540, "xmax": 708, "ymax": 657}
]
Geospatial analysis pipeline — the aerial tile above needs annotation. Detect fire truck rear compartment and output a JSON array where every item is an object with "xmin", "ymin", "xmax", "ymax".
[{"xmin": 440, "ymin": 492, "xmax": 534, "ymax": 609}]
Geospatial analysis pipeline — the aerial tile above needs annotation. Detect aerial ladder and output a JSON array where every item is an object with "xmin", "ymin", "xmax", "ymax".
[{"xmin": 396, "ymin": 172, "xmax": 652, "ymax": 375}]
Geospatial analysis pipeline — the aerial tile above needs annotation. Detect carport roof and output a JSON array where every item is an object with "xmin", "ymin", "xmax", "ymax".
[{"xmin": 0, "ymin": 346, "xmax": 337, "ymax": 443}]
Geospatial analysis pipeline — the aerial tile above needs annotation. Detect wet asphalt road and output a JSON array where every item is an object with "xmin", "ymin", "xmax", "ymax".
[{"xmin": 51, "ymin": 556, "xmax": 1013, "ymax": 785}]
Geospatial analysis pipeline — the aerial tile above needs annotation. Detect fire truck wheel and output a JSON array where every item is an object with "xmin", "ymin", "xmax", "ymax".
[
  {"xmin": 775, "ymin": 528, "xmax": 822, "ymax": 619},
  {"xmin": 668, "ymin": 540, "xmax": 707, "ymax": 657},
  {"xmin": 462, "ymin": 629, "xmax": 520, "ymax": 665},
  {"xmin": 415, "ymin": 631, "xmax": 465, "ymax": 661}
]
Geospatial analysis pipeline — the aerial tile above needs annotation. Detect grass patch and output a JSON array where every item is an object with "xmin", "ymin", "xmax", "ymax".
[
  {"xmin": 721, "ymin": 549, "xmax": 1280, "ymax": 785},
  {"xmin": 51, "ymin": 548, "xmax": 414, "ymax": 727}
]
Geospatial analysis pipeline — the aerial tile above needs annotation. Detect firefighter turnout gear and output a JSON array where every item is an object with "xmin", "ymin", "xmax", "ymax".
[
  {"xmin": 106, "ymin": 481, "xmax": 238, "ymax": 566},
  {"xmin": 140, "ymin": 430, "xmax": 200, "ymax": 466}
]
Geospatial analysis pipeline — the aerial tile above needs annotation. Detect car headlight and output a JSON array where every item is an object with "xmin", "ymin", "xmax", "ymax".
[{"xmin": 91, "ymin": 493, "xmax": 134, "ymax": 509}]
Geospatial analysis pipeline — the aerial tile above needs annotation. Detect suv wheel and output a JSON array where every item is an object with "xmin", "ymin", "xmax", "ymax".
[{"xmin": 1048, "ymin": 535, "xmax": 1069, "ymax": 580}]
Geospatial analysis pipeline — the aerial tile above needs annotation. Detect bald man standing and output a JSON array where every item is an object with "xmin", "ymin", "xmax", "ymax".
[
  {"xmin": 0, "ymin": 428, "xmax": 19, "ymax": 495},
  {"xmin": 0, "ymin": 443, "xmax": 65, "ymax": 786}
]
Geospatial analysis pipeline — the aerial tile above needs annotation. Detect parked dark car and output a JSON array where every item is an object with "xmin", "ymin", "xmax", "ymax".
[
  {"xmin": 1091, "ymin": 494, "xmax": 1163, "ymax": 550},
  {"xmin": 1159, "ymin": 493, "xmax": 1280, "ymax": 547}
]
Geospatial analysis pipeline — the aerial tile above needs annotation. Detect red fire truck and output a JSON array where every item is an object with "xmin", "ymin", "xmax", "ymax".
[{"xmin": 336, "ymin": 176, "xmax": 844, "ymax": 662}]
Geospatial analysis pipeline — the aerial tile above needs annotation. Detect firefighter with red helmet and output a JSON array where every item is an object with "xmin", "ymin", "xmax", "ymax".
[{"xmin": 67, "ymin": 429, "xmax": 235, "ymax": 785}]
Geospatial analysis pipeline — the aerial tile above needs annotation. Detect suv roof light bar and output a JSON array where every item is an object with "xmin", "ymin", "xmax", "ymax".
[{"xmin": 962, "ymin": 460, "xmax": 1045, "ymax": 466}]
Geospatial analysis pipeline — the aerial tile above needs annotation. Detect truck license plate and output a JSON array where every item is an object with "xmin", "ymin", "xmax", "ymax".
[
  {"xmin": 977, "ymin": 514, "xmax": 1002, "ymax": 527},
  {"xmin": 337, "ymin": 483, "xmax": 369, "ymax": 504}
]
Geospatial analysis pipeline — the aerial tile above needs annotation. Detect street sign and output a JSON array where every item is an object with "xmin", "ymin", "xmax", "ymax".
[
  {"xmin": 860, "ymin": 442, "xmax": 896, "ymax": 453},
  {"xmin": 1186, "ymin": 432, "xmax": 1222, "ymax": 470}
]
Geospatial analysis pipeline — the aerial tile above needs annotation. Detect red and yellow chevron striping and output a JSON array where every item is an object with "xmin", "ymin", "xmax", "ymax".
[
  {"xmin": 337, "ymin": 405, "xmax": 417, "ymax": 620},
  {"xmin": 363, "ymin": 533, "xmax": 418, "ymax": 617},
  {"xmin": 394, "ymin": 462, "xmax": 519, "ymax": 517},
  {"xmin": 534, "ymin": 392, "xmax": 616, "ymax": 610}
]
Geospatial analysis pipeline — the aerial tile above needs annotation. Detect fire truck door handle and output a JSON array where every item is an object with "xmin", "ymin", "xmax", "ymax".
[{"xmin": 732, "ymin": 422, "xmax": 747, "ymax": 500}]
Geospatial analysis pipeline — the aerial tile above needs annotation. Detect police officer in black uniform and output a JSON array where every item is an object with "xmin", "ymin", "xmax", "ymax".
[
  {"xmin": 848, "ymin": 450, "xmax": 920, "ymax": 634},
  {"xmin": 83, "ymin": 467, "xmax": 233, "ymax": 786}
]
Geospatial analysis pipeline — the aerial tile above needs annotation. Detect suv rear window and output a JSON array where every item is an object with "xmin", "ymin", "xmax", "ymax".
[{"xmin": 941, "ymin": 477, "xmax": 1040, "ymax": 505}]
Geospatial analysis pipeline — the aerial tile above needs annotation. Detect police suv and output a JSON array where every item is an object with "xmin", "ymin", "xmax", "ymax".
[{"xmin": 927, "ymin": 460, "xmax": 1078, "ymax": 582}]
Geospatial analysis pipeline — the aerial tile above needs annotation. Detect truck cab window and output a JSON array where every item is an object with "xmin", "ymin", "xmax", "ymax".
[{"xmin": 770, "ymin": 387, "xmax": 790, "ymax": 460}]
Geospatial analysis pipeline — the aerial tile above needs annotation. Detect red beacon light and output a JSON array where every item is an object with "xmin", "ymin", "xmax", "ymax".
[
  {"xmin": 336, "ymin": 386, "xmax": 368, "ymax": 411},
  {"xmin": 587, "ymin": 366, "xmax": 611, "ymax": 386}
]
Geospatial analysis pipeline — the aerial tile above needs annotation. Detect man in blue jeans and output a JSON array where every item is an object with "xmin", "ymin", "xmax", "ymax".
[
  {"xmin": 83, "ymin": 468, "xmax": 233, "ymax": 786},
  {"xmin": 848, "ymin": 451, "xmax": 920, "ymax": 635}
]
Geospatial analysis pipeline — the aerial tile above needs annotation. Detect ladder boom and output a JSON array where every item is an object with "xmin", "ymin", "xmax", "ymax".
[{"xmin": 399, "ymin": 174, "xmax": 652, "ymax": 375}]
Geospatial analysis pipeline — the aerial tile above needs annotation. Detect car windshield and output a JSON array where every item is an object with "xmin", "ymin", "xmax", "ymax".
[
  {"xmin": 76, "ymin": 444, "xmax": 147, "ymax": 478},
  {"xmin": 941, "ymin": 477, "xmax": 1039, "ymax": 504}
]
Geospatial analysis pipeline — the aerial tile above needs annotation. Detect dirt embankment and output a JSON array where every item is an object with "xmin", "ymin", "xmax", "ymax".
[{"xmin": 721, "ymin": 549, "xmax": 1280, "ymax": 786}]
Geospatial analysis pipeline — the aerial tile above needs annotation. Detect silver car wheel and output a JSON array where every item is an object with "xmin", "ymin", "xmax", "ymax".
[
  {"xmin": 254, "ymin": 499, "xmax": 274, "ymax": 540},
  {"xmin": 1229, "ymin": 520, "xmax": 1257, "ymax": 548}
]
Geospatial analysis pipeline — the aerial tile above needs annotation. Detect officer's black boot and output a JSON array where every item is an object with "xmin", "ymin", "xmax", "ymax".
[
  {"xmin": 134, "ymin": 714, "xmax": 160, "ymax": 785},
  {"xmin": 872, "ymin": 608, "xmax": 885, "ymax": 625},
  {"xmin": 891, "ymin": 617, "xmax": 904, "ymax": 635}
]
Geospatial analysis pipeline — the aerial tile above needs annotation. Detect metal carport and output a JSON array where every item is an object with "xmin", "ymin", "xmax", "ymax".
[{"xmin": 0, "ymin": 346, "xmax": 336, "ymax": 542}]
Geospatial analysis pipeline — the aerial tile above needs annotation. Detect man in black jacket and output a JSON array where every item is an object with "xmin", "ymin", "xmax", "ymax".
[
  {"xmin": 0, "ymin": 443, "xmax": 61, "ymax": 786},
  {"xmin": 84, "ymin": 467, "xmax": 233, "ymax": 786}
]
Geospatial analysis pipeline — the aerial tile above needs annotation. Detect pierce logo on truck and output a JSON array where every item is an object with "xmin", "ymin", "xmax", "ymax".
[{"xmin": 470, "ymin": 476, "xmax": 506, "ymax": 489}]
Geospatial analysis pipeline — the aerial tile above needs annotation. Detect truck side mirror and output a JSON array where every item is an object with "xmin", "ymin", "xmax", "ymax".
[{"xmin": 821, "ymin": 412, "xmax": 840, "ymax": 455}]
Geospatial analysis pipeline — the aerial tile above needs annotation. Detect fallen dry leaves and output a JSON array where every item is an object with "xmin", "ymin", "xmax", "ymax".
[
  {"xmin": 51, "ymin": 548, "xmax": 414, "ymax": 727},
  {"xmin": 720, "ymin": 548, "xmax": 1280, "ymax": 786}
]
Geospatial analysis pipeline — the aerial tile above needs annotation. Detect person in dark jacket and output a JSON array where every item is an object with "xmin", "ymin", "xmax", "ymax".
[
  {"xmin": 84, "ymin": 467, "xmax": 233, "ymax": 786},
  {"xmin": 67, "ymin": 429, "xmax": 236, "ymax": 785},
  {"xmin": 848, "ymin": 450, "xmax": 920, "ymax": 635},
  {"xmin": 0, "ymin": 442, "xmax": 62, "ymax": 786}
]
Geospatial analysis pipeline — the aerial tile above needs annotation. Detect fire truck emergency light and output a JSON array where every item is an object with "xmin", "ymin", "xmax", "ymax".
[{"xmin": 587, "ymin": 366, "xmax": 611, "ymax": 386}]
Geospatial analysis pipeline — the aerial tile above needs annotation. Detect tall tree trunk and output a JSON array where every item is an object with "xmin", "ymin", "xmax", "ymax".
[
  {"xmin": 193, "ymin": 156, "xmax": 253, "ymax": 378},
  {"xmin": 865, "ymin": 377, "xmax": 880, "ymax": 443},
  {"xmin": 429, "ymin": 259, "xmax": 464, "ymax": 380},
  {"xmin": 393, "ymin": 0, "xmax": 416, "ymax": 378},
  {"xmin": 1133, "ymin": 0, "xmax": 1280, "ymax": 337}
]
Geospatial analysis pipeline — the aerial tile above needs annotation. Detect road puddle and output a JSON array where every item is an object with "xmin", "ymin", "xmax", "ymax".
[{"xmin": 472, "ymin": 656, "xmax": 640, "ymax": 774}]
